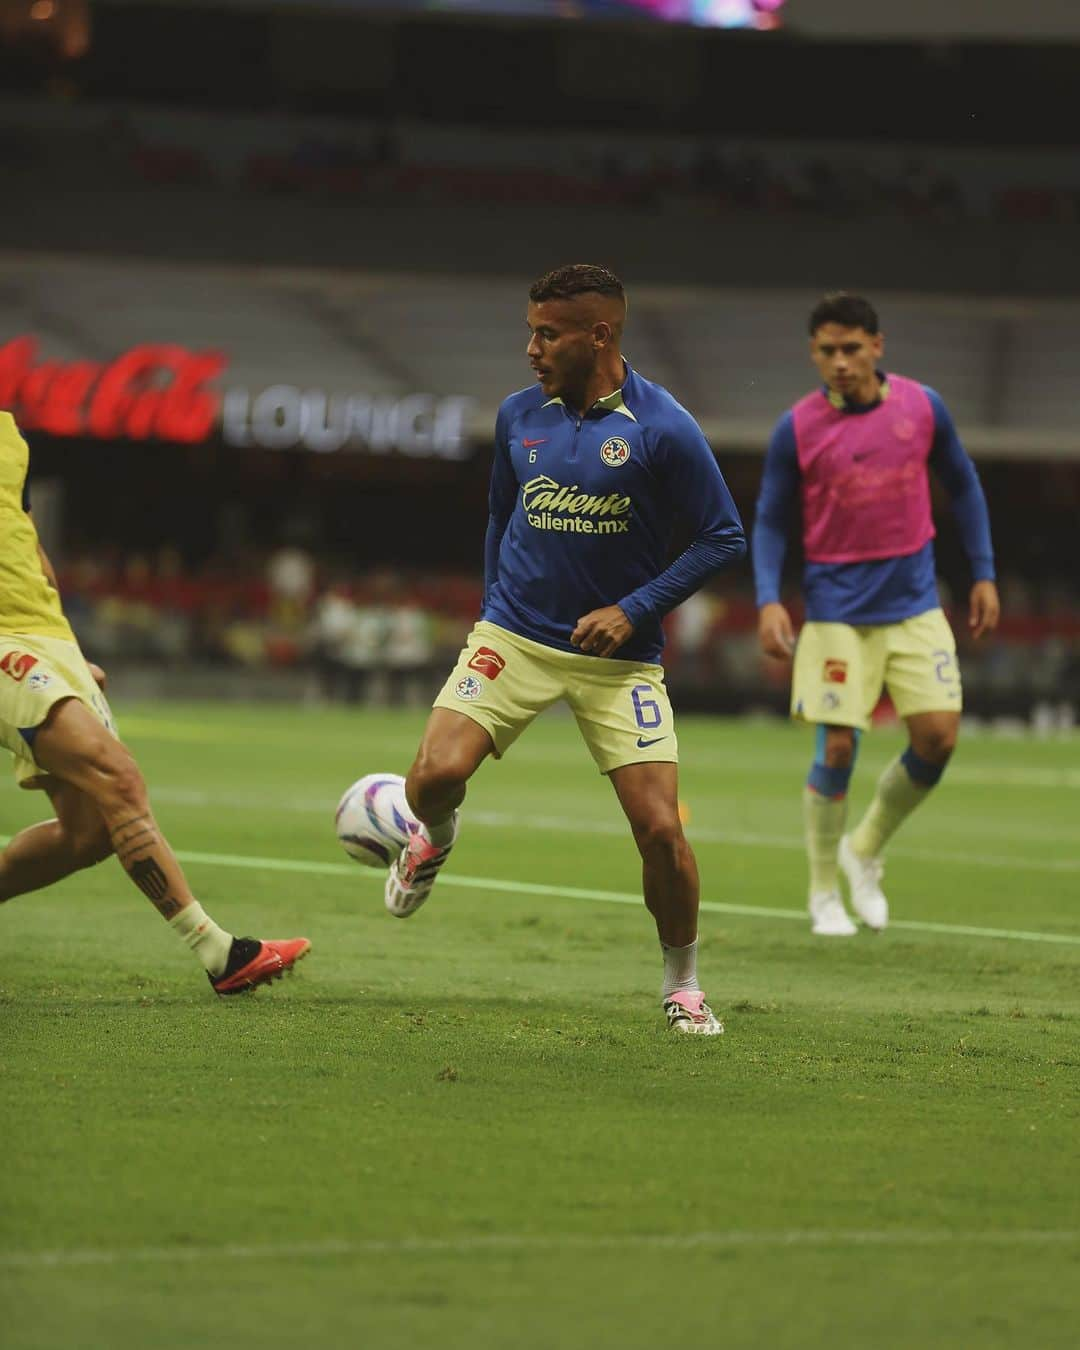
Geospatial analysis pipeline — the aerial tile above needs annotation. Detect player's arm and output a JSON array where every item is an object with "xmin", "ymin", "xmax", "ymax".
[
  {"xmin": 924, "ymin": 388, "xmax": 1000, "ymax": 639},
  {"xmin": 752, "ymin": 413, "xmax": 800, "ymax": 659},
  {"xmin": 575, "ymin": 413, "xmax": 746, "ymax": 657},
  {"xmin": 482, "ymin": 402, "xmax": 518, "ymax": 610}
]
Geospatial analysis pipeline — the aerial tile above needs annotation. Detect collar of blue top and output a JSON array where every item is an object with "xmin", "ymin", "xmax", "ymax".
[
  {"xmin": 541, "ymin": 360, "xmax": 638, "ymax": 421},
  {"xmin": 824, "ymin": 372, "xmax": 891, "ymax": 412}
]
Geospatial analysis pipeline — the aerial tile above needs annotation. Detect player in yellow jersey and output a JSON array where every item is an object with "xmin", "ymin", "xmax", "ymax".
[{"xmin": 0, "ymin": 412, "xmax": 310, "ymax": 993}]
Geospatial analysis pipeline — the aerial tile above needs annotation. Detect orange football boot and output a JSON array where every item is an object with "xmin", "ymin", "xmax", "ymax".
[{"xmin": 210, "ymin": 937, "xmax": 311, "ymax": 996}]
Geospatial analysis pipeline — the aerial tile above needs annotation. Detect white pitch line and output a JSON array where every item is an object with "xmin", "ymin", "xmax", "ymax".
[
  {"xmin": 0, "ymin": 830, "xmax": 1073, "ymax": 944},
  {"xmin": 144, "ymin": 788, "xmax": 1080, "ymax": 873},
  {"xmin": 3, "ymin": 1229, "xmax": 1078, "ymax": 1270},
  {"xmin": 165, "ymin": 848, "xmax": 1080, "ymax": 947}
]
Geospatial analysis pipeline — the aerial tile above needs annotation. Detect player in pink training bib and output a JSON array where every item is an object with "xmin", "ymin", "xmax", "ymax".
[{"xmin": 752, "ymin": 293, "xmax": 1000, "ymax": 937}]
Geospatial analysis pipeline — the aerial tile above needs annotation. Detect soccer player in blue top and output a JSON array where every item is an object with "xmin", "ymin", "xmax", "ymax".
[
  {"xmin": 753, "ymin": 293, "xmax": 999, "ymax": 936},
  {"xmin": 384, "ymin": 264, "xmax": 746, "ymax": 1034}
]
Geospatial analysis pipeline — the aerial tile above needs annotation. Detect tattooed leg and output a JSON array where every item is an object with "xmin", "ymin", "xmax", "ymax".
[
  {"xmin": 109, "ymin": 812, "xmax": 192, "ymax": 920},
  {"xmin": 27, "ymin": 697, "xmax": 237, "ymax": 974},
  {"xmin": 26, "ymin": 698, "xmax": 198, "ymax": 920}
]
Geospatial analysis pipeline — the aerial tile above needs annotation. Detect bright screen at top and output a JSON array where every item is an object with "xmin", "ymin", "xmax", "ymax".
[{"xmin": 310, "ymin": 1, "xmax": 787, "ymax": 28}]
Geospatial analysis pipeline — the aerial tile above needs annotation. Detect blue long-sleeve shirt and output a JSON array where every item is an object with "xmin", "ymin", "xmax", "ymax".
[
  {"xmin": 752, "ymin": 384, "xmax": 994, "ymax": 625},
  {"xmin": 482, "ymin": 362, "xmax": 746, "ymax": 663}
]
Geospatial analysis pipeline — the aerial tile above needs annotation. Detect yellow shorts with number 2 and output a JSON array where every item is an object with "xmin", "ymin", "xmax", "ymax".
[{"xmin": 791, "ymin": 607, "xmax": 962, "ymax": 731}]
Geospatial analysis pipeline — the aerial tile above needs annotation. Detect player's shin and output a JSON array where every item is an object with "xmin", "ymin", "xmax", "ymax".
[
  {"xmin": 642, "ymin": 832, "xmax": 699, "ymax": 951},
  {"xmin": 108, "ymin": 811, "xmax": 233, "ymax": 975},
  {"xmin": 803, "ymin": 760, "xmax": 852, "ymax": 893}
]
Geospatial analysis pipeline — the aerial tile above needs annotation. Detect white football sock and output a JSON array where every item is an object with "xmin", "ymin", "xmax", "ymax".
[
  {"xmin": 424, "ymin": 815, "xmax": 457, "ymax": 848},
  {"xmin": 169, "ymin": 901, "xmax": 234, "ymax": 977},
  {"xmin": 405, "ymin": 792, "xmax": 457, "ymax": 848},
  {"xmin": 803, "ymin": 787, "xmax": 847, "ymax": 892},
  {"xmin": 661, "ymin": 938, "xmax": 699, "ymax": 999},
  {"xmin": 849, "ymin": 755, "xmax": 931, "ymax": 858}
]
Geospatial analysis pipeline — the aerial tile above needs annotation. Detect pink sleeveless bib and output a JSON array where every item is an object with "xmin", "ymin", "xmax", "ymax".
[{"xmin": 792, "ymin": 374, "xmax": 936, "ymax": 564}]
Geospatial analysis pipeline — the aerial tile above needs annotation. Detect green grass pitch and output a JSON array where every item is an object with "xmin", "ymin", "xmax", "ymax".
[{"xmin": 2, "ymin": 701, "xmax": 1078, "ymax": 1349}]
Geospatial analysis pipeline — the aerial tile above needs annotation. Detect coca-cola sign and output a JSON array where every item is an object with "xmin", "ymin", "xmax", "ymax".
[
  {"xmin": 0, "ymin": 336, "xmax": 225, "ymax": 444},
  {"xmin": 0, "ymin": 336, "xmax": 474, "ymax": 460}
]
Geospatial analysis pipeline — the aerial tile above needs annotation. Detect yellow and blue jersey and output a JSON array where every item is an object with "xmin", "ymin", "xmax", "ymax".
[
  {"xmin": 0, "ymin": 412, "xmax": 73, "ymax": 640},
  {"xmin": 482, "ymin": 362, "xmax": 746, "ymax": 663}
]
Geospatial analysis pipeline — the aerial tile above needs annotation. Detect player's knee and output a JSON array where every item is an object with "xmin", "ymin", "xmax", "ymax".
[
  {"xmin": 631, "ymin": 812, "xmax": 684, "ymax": 862},
  {"xmin": 91, "ymin": 743, "xmax": 148, "ymax": 815},
  {"xmin": 912, "ymin": 723, "xmax": 958, "ymax": 764},
  {"xmin": 824, "ymin": 742, "xmax": 856, "ymax": 770},
  {"xmin": 823, "ymin": 730, "xmax": 857, "ymax": 770},
  {"xmin": 408, "ymin": 746, "xmax": 470, "ymax": 805}
]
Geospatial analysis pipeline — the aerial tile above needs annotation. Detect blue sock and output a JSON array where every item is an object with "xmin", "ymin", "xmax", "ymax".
[
  {"xmin": 901, "ymin": 746, "xmax": 945, "ymax": 787},
  {"xmin": 806, "ymin": 761, "xmax": 852, "ymax": 798},
  {"xmin": 805, "ymin": 725, "xmax": 860, "ymax": 798}
]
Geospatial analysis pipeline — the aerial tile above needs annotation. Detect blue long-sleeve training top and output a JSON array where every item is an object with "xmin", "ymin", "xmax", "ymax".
[
  {"xmin": 752, "ymin": 384, "xmax": 995, "ymax": 625},
  {"xmin": 482, "ymin": 362, "xmax": 746, "ymax": 663}
]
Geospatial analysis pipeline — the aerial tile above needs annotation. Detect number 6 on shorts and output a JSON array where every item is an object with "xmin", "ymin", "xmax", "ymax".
[{"xmin": 631, "ymin": 683, "xmax": 662, "ymax": 730}]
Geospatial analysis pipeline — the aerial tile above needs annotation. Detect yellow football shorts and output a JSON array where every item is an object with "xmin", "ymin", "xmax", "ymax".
[
  {"xmin": 0, "ymin": 633, "xmax": 117, "ymax": 788},
  {"xmin": 791, "ymin": 607, "xmax": 962, "ymax": 731},
  {"xmin": 433, "ymin": 621, "xmax": 678, "ymax": 774}
]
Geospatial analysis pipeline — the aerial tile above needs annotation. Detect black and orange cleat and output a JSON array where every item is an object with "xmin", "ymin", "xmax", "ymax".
[{"xmin": 210, "ymin": 936, "xmax": 311, "ymax": 996}]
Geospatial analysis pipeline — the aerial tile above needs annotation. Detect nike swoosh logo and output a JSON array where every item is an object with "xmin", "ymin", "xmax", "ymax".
[
  {"xmin": 636, "ymin": 735, "xmax": 667, "ymax": 748},
  {"xmin": 522, "ymin": 438, "xmax": 548, "ymax": 448}
]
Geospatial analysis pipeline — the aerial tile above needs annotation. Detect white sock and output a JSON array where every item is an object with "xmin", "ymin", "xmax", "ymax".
[
  {"xmin": 849, "ymin": 755, "xmax": 931, "ymax": 858},
  {"xmin": 803, "ymin": 787, "xmax": 848, "ymax": 893},
  {"xmin": 170, "ymin": 901, "xmax": 234, "ymax": 977},
  {"xmin": 661, "ymin": 939, "xmax": 699, "ymax": 999},
  {"xmin": 425, "ymin": 816, "xmax": 456, "ymax": 848},
  {"xmin": 405, "ymin": 793, "xmax": 457, "ymax": 848}
]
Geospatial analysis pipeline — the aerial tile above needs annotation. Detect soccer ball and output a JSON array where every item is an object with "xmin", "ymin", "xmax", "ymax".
[{"xmin": 334, "ymin": 772, "xmax": 413, "ymax": 868}]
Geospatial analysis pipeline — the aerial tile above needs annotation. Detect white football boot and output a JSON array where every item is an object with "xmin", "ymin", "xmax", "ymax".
[
  {"xmin": 839, "ymin": 835, "xmax": 889, "ymax": 931},
  {"xmin": 808, "ymin": 889, "xmax": 858, "ymax": 937},
  {"xmin": 663, "ymin": 991, "xmax": 724, "ymax": 1036},
  {"xmin": 384, "ymin": 814, "xmax": 459, "ymax": 918}
]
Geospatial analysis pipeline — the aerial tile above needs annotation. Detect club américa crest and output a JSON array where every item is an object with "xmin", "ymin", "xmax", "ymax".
[
  {"xmin": 599, "ymin": 436, "xmax": 631, "ymax": 468},
  {"xmin": 455, "ymin": 674, "xmax": 483, "ymax": 701}
]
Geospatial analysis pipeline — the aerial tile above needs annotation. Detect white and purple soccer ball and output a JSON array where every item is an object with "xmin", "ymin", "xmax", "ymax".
[{"xmin": 335, "ymin": 772, "xmax": 413, "ymax": 868}]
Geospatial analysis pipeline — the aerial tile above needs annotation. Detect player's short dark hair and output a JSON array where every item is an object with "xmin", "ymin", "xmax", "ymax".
[
  {"xmin": 529, "ymin": 264, "xmax": 626, "ymax": 305},
  {"xmin": 808, "ymin": 293, "xmax": 880, "ymax": 336}
]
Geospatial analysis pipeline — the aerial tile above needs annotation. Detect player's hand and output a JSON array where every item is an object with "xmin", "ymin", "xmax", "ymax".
[
  {"xmin": 758, "ymin": 602, "xmax": 796, "ymax": 660},
  {"xmin": 968, "ymin": 580, "xmax": 1000, "ymax": 640},
  {"xmin": 571, "ymin": 605, "xmax": 633, "ymax": 657},
  {"xmin": 87, "ymin": 662, "xmax": 107, "ymax": 691}
]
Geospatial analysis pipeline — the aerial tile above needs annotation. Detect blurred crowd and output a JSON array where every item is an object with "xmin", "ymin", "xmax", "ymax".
[
  {"xmin": 59, "ymin": 545, "xmax": 476, "ymax": 704},
  {"xmin": 55, "ymin": 545, "xmax": 1080, "ymax": 720}
]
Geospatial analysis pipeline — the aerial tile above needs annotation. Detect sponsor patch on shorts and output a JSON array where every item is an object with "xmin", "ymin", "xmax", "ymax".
[
  {"xmin": 0, "ymin": 651, "xmax": 39, "ymax": 682},
  {"xmin": 455, "ymin": 674, "xmax": 483, "ymax": 701},
  {"xmin": 823, "ymin": 658, "xmax": 848, "ymax": 684},
  {"xmin": 468, "ymin": 647, "xmax": 505, "ymax": 680}
]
